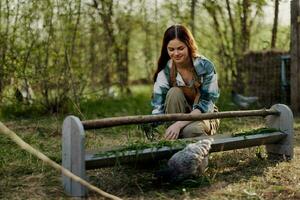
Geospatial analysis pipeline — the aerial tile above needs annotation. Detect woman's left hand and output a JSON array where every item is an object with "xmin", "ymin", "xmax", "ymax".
[
  {"xmin": 164, "ymin": 109, "xmax": 202, "ymax": 140},
  {"xmin": 164, "ymin": 122, "xmax": 183, "ymax": 140}
]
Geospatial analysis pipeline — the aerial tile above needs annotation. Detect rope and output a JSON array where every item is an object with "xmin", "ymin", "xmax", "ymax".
[{"xmin": 0, "ymin": 121, "xmax": 122, "ymax": 200}]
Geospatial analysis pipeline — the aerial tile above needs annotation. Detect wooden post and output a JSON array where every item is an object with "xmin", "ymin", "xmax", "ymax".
[
  {"xmin": 62, "ymin": 116, "xmax": 87, "ymax": 197},
  {"xmin": 291, "ymin": 0, "xmax": 300, "ymax": 113},
  {"xmin": 266, "ymin": 104, "xmax": 294, "ymax": 159}
]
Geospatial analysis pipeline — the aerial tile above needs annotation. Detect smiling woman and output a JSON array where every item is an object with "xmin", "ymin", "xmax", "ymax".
[{"xmin": 151, "ymin": 24, "xmax": 220, "ymax": 140}]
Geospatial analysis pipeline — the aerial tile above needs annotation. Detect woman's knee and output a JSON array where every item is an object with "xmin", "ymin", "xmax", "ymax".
[
  {"xmin": 180, "ymin": 121, "xmax": 208, "ymax": 138},
  {"xmin": 166, "ymin": 87, "xmax": 184, "ymax": 100},
  {"xmin": 165, "ymin": 87, "xmax": 190, "ymax": 113}
]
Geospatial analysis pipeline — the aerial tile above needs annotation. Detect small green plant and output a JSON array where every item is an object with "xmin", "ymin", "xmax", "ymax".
[
  {"xmin": 231, "ymin": 127, "xmax": 279, "ymax": 137},
  {"xmin": 94, "ymin": 127, "xmax": 280, "ymax": 158},
  {"xmin": 93, "ymin": 139, "xmax": 192, "ymax": 158}
]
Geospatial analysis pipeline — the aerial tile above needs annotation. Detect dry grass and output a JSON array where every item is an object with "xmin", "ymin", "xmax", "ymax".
[
  {"xmin": 0, "ymin": 115, "xmax": 299, "ymax": 200},
  {"xmin": 0, "ymin": 86, "xmax": 299, "ymax": 200}
]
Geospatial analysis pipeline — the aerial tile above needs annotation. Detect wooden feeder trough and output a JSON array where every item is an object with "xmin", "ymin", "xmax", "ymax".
[{"xmin": 62, "ymin": 104, "xmax": 294, "ymax": 197}]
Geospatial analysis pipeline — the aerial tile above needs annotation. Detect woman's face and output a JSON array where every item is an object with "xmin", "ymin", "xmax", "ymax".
[{"xmin": 167, "ymin": 38, "xmax": 190, "ymax": 65}]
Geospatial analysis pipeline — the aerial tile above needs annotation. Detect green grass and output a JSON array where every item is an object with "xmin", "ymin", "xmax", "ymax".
[
  {"xmin": 231, "ymin": 127, "xmax": 279, "ymax": 137},
  {"xmin": 92, "ymin": 127, "xmax": 279, "ymax": 159},
  {"xmin": 0, "ymin": 84, "xmax": 299, "ymax": 199}
]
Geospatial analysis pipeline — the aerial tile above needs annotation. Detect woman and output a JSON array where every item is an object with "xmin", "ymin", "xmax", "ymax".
[{"xmin": 151, "ymin": 24, "xmax": 220, "ymax": 140}]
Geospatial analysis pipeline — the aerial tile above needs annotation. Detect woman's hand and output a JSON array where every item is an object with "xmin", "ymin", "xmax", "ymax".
[
  {"xmin": 164, "ymin": 122, "xmax": 183, "ymax": 140},
  {"xmin": 164, "ymin": 109, "xmax": 202, "ymax": 140}
]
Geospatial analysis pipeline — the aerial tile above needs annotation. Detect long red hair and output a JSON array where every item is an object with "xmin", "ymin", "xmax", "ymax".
[{"xmin": 153, "ymin": 25, "xmax": 198, "ymax": 82}]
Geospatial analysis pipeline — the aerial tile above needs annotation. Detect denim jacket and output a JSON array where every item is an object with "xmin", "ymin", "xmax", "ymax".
[{"xmin": 151, "ymin": 56, "xmax": 219, "ymax": 114}]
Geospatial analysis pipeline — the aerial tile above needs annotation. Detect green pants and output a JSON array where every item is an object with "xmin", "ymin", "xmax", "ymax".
[{"xmin": 165, "ymin": 87, "xmax": 219, "ymax": 138}]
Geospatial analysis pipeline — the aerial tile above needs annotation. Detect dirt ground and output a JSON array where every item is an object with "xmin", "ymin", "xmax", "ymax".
[{"xmin": 0, "ymin": 117, "xmax": 299, "ymax": 200}]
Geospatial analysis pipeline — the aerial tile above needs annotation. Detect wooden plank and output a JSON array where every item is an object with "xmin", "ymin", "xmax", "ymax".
[
  {"xmin": 62, "ymin": 118, "xmax": 72, "ymax": 193},
  {"xmin": 266, "ymin": 104, "xmax": 294, "ymax": 158},
  {"xmin": 85, "ymin": 132, "xmax": 286, "ymax": 169},
  {"xmin": 62, "ymin": 116, "xmax": 87, "ymax": 197}
]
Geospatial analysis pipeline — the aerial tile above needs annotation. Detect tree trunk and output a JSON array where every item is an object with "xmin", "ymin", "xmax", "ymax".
[
  {"xmin": 190, "ymin": 0, "xmax": 197, "ymax": 35},
  {"xmin": 141, "ymin": 0, "xmax": 153, "ymax": 83},
  {"xmin": 234, "ymin": 0, "xmax": 251, "ymax": 93},
  {"xmin": 155, "ymin": 0, "xmax": 159, "ymax": 62},
  {"xmin": 92, "ymin": 0, "xmax": 115, "ymax": 94},
  {"xmin": 290, "ymin": 0, "xmax": 300, "ymax": 113},
  {"xmin": 89, "ymin": 15, "xmax": 98, "ymax": 90},
  {"xmin": 241, "ymin": 0, "xmax": 250, "ymax": 52},
  {"xmin": 40, "ymin": 0, "xmax": 54, "ymax": 109},
  {"xmin": 271, "ymin": 0, "xmax": 279, "ymax": 48},
  {"xmin": 68, "ymin": 0, "xmax": 82, "ymax": 105},
  {"xmin": 203, "ymin": 0, "xmax": 232, "ymax": 85},
  {"xmin": 225, "ymin": 0, "xmax": 237, "ymax": 85},
  {"xmin": 0, "ymin": 0, "xmax": 10, "ymax": 100}
]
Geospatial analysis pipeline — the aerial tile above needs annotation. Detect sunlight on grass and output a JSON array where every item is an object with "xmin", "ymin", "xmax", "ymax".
[{"xmin": 0, "ymin": 84, "xmax": 299, "ymax": 200}]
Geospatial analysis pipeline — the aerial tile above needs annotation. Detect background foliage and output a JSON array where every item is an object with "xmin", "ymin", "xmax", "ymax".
[
  {"xmin": 0, "ymin": 0, "xmax": 290, "ymax": 115},
  {"xmin": 0, "ymin": 85, "xmax": 299, "ymax": 199},
  {"xmin": 0, "ymin": 1, "xmax": 298, "ymax": 199}
]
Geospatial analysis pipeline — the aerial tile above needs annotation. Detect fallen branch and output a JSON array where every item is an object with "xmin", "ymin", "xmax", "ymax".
[{"xmin": 0, "ymin": 121, "xmax": 122, "ymax": 200}]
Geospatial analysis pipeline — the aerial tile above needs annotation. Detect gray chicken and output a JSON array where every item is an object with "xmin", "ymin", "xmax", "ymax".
[
  {"xmin": 155, "ymin": 138, "xmax": 213, "ymax": 183},
  {"xmin": 231, "ymin": 90, "xmax": 259, "ymax": 109}
]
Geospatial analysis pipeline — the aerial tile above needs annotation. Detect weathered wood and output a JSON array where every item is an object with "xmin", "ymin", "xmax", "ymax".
[
  {"xmin": 62, "ymin": 116, "xmax": 87, "ymax": 197},
  {"xmin": 85, "ymin": 131, "xmax": 286, "ymax": 169},
  {"xmin": 291, "ymin": 0, "xmax": 300, "ymax": 113},
  {"xmin": 266, "ymin": 104, "xmax": 294, "ymax": 158},
  {"xmin": 62, "ymin": 104, "xmax": 294, "ymax": 198},
  {"xmin": 82, "ymin": 109, "xmax": 279, "ymax": 129}
]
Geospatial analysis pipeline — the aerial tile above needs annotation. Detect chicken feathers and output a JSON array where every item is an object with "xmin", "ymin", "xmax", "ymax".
[
  {"xmin": 155, "ymin": 138, "xmax": 213, "ymax": 183},
  {"xmin": 231, "ymin": 90, "xmax": 259, "ymax": 109}
]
